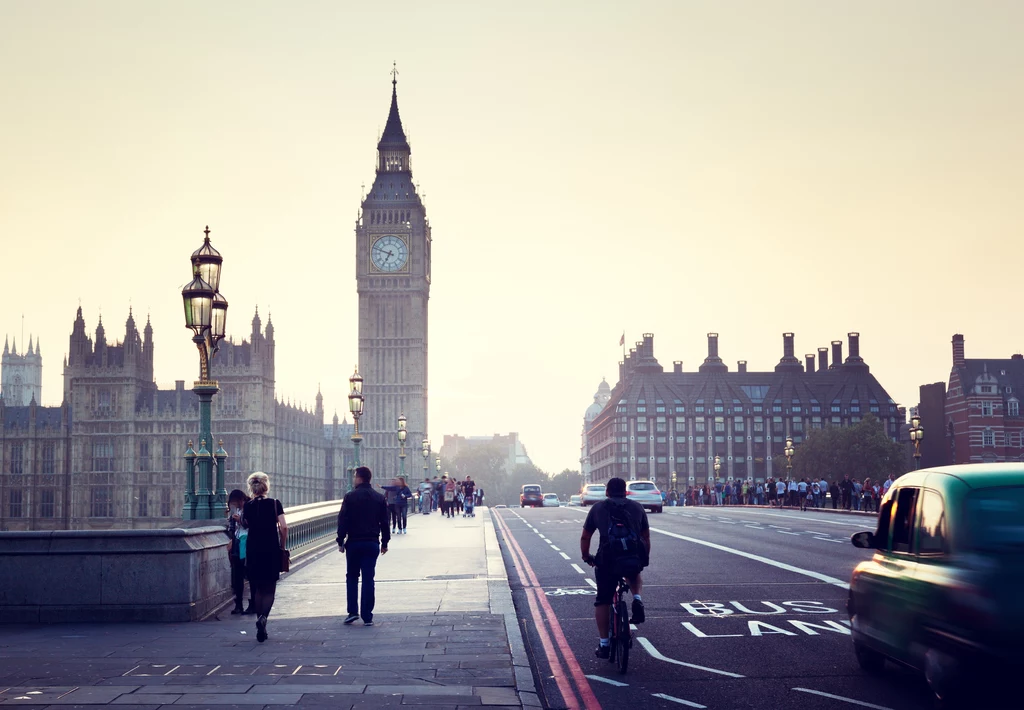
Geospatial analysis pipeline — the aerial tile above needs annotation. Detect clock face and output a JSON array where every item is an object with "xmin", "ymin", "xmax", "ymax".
[{"xmin": 370, "ymin": 235, "xmax": 408, "ymax": 272}]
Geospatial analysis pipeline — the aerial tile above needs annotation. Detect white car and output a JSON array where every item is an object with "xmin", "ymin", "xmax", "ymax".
[
  {"xmin": 569, "ymin": 494, "xmax": 582, "ymax": 507},
  {"xmin": 581, "ymin": 483, "xmax": 607, "ymax": 506},
  {"xmin": 542, "ymin": 493, "xmax": 561, "ymax": 507},
  {"xmin": 626, "ymin": 480, "xmax": 663, "ymax": 513}
]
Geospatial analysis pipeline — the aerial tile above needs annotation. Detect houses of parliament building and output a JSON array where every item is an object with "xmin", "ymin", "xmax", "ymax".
[{"xmin": 0, "ymin": 307, "xmax": 356, "ymax": 531}]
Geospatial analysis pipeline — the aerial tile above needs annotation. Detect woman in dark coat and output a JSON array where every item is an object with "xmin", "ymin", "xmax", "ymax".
[{"xmin": 242, "ymin": 471, "xmax": 287, "ymax": 643}]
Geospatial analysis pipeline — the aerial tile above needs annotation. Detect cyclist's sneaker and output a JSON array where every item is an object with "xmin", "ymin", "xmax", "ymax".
[
  {"xmin": 595, "ymin": 644, "xmax": 610, "ymax": 659},
  {"xmin": 631, "ymin": 598, "xmax": 646, "ymax": 624}
]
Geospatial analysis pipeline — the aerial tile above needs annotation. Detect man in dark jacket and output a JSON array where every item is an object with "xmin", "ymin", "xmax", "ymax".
[{"xmin": 337, "ymin": 466, "xmax": 390, "ymax": 626}]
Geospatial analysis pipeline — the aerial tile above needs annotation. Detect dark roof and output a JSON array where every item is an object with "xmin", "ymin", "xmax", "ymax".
[
  {"xmin": 3, "ymin": 405, "xmax": 65, "ymax": 430},
  {"xmin": 377, "ymin": 81, "xmax": 409, "ymax": 150},
  {"xmin": 958, "ymin": 358, "xmax": 1024, "ymax": 399}
]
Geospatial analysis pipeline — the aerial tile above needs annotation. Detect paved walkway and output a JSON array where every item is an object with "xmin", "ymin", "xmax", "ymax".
[{"xmin": 0, "ymin": 508, "xmax": 535, "ymax": 710}]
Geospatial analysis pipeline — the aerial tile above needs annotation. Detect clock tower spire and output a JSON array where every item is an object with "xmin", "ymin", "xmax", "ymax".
[{"xmin": 354, "ymin": 69, "xmax": 431, "ymax": 481}]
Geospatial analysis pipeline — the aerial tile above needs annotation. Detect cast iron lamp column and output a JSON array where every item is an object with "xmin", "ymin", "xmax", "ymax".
[
  {"xmin": 397, "ymin": 413, "xmax": 407, "ymax": 478},
  {"xmin": 180, "ymin": 226, "xmax": 229, "ymax": 520},
  {"xmin": 785, "ymin": 437, "xmax": 795, "ymax": 477},
  {"xmin": 422, "ymin": 439, "xmax": 430, "ymax": 480},
  {"xmin": 910, "ymin": 415, "xmax": 924, "ymax": 469},
  {"xmin": 348, "ymin": 367, "xmax": 364, "ymax": 492}
]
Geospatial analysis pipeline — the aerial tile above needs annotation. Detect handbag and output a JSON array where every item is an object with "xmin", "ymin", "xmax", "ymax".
[
  {"xmin": 280, "ymin": 548, "xmax": 290, "ymax": 573},
  {"xmin": 238, "ymin": 532, "xmax": 247, "ymax": 560}
]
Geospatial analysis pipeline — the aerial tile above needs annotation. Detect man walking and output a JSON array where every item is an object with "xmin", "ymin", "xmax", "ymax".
[{"xmin": 336, "ymin": 466, "xmax": 390, "ymax": 626}]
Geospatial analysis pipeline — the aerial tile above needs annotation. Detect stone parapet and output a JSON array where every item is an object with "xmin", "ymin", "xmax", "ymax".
[{"xmin": 0, "ymin": 525, "xmax": 231, "ymax": 623}]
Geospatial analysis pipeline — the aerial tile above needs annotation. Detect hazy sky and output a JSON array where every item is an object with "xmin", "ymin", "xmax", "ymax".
[{"xmin": 2, "ymin": 1, "xmax": 1023, "ymax": 473}]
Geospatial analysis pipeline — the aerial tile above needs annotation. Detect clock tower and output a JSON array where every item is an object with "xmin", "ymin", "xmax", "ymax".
[{"xmin": 355, "ymin": 74, "xmax": 431, "ymax": 479}]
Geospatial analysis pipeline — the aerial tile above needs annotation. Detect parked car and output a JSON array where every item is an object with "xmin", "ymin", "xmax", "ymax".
[
  {"xmin": 626, "ymin": 480, "xmax": 663, "ymax": 513},
  {"xmin": 581, "ymin": 483, "xmax": 607, "ymax": 506},
  {"xmin": 847, "ymin": 464, "xmax": 1024, "ymax": 705},
  {"xmin": 520, "ymin": 484, "xmax": 544, "ymax": 508},
  {"xmin": 569, "ymin": 494, "xmax": 582, "ymax": 507},
  {"xmin": 542, "ymin": 493, "xmax": 561, "ymax": 507}
]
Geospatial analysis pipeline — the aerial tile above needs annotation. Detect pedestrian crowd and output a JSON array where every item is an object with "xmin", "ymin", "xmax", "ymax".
[
  {"xmin": 416, "ymin": 474, "xmax": 484, "ymax": 518},
  {"xmin": 663, "ymin": 472, "xmax": 895, "ymax": 512}
]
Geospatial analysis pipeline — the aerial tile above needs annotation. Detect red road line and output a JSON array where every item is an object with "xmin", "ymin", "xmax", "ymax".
[{"xmin": 495, "ymin": 511, "xmax": 602, "ymax": 710}]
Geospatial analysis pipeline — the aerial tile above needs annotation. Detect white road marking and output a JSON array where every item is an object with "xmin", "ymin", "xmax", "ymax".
[
  {"xmin": 792, "ymin": 687, "xmax": 893, "ymax": 709},
  {"xmin": 559, "ymin": 552, "xmax": 571, "ymax": 560},
  {"xmin": 585, "ymin": 578, "xmax": 598, "ymax": 589},
  {"xmin": 744, "ymin": 525, "xmax": 766, "ymax": 529},
  {"xmin": 649, "ymin": 527, "xmax": 851, "ymax": 589},
  {"xmin": 697, "ymin": 515, "xmax": 712, "ymax": 520},
  {"xmin": 738, "ymin": 511, "xmax": 870, "ymax": 528},
  {"xmin": 571, "ymin": 563, "xmax": 587, "ymax": 574},
  {"xmin": 651, "ymin": 693, "xmax": 707, "ymax": 708},
  {"xmin": 768, "ymin": 525, "xmax": 789, "ymax": 529},
  {"xmin": 585, "ymin": 674, "xmax": 629, "ymax": 687},
  {"xmin": 777, "ymin": 530, "xmax": 801, "ymax": 536},
  {"xmin": 637, "ymin": 637, "xmax": 745, "ymax": 678},
  {"xmin": 815, "ymin": 537, "xmax": 846, "ymax": 543},
  {"xmin": 543, "ymin": 538, "xmax": 552, "ymax": 543},
  {"xmin": 550, "ymin": 545, "xmax": 561, "ymax": 551},
  {"xmin": 719, "ymin": 521, "xmax": 737, "ymax": 525}
]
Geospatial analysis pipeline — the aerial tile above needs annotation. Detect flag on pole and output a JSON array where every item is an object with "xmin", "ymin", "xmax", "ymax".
[{"xmin": 619, "ymin": 332, "xmax": 625, "ymax": 347}]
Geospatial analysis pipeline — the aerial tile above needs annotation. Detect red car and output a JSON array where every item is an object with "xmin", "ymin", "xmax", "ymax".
[{"xmin": 520, "ymin": 484, "xmax": 544, "ymax": 508}]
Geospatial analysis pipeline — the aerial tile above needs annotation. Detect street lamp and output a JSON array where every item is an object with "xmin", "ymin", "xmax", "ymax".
[
  {"xmin": 180, "ymin": 226, "xmax": 229, "ymax": 520},
  {"xmin": 397, "ymin": 413, "xmax": 407, "ymax": 478},
  {"xmin": 910, "ymin": 415, "xmax": 924, "ymax": 469},
  {"xmin": 670, "ymin": 471, "xmax": 678, "ymax": 498},
  {"xmin": 435, "ymin": 457, "xmax": 441, "ymax": 477},
  {"xmin": 348, "ymin": 367, "xmax": 364, "ymax": 492},
  {"xmin": 422, "ymin": 439, "xmax": 430, "ymax": 480},
  {"xmin": 785, "ymin": 437, "xmax": 795, "ymax": 477}
]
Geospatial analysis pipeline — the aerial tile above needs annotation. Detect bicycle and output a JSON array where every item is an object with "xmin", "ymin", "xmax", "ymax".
[{"xmin": 607, "ymin": 575, "xmax": 633, "ymax": 673}]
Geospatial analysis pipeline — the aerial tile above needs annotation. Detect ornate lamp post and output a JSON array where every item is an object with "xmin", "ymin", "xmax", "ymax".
[
  {"xmin": 785, "ymin": 437, "xmax": 795, "ymax": 477},
  {"xmin": 671, "ymin": 471, "xmax": 677, "ymax": 492},
  {"xmin": 421, "ymin": 439, "xmax": 430, "ymax": 480},
  {"xmin": 348, "ymin": 367, "xmax": 364, "ymax": 492},
  {"xmin": 397, "ymin": 413, "xmax": 408, "ymax": 478},
  {"xmin": 910, "ymin": 415, "xmax": 924, "ymax": 469},
  {"xmin": 435, "ymin": 457, "xmax": 441, "ymax": 477},
  {"xmin": 180, "ymin": 226, "xmax": 229, "ymax": 520}
]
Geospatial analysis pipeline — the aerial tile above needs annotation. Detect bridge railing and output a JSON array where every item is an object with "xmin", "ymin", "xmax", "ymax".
[{"xmin": 283, "ymin": 499, "xmax": 342, "ymax": 559}]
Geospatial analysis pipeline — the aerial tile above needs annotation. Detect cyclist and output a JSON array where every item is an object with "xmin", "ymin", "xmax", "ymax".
[{"xmin": 580, "ymin": 477, "xmax": 651, "ymax": 659}]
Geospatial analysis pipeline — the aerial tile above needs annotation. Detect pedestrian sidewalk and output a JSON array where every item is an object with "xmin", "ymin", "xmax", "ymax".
[{"xmin": 0, "ymin": 508, "xmax": 535, "ymax": 710}]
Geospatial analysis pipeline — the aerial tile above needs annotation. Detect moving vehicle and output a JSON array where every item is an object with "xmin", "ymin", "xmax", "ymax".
[
  {"xmin": 542, "ymin": 493, "xmax": 561, "ymax": 507},
  {"xmin": 625, "ymin": 480, "xmax": 663, "ymax": 513},
  {"xmin": 847, "ymin": 464, "xmax": 1024, "ymax": 705},
  {"xmin": 520, "ymin": 484, "xmax": 544, "ymax": 508},
  {"xmin": 569, "ymin": 494, "xmax": 582, "ymax": 507},
  {"xmin": 581, "ymin": 483, "xmax": 607, "ymax": 506}
]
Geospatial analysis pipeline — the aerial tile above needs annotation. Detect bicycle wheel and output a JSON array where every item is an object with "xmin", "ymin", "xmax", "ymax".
[{"xmin": 615, "ymin": 599, "xmax": 630, "ymax": 673}]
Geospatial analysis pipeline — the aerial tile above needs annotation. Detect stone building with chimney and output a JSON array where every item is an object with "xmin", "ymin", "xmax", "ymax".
[{"xmin": 585, "ymin": 332, "xmax": 903, "ymax": 488}]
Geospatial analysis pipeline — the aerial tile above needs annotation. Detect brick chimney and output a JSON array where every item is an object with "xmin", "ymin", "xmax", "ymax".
[
  {"xmin": 805, "ymin": 354, "xmax": 815, "ymax": 373},
  {"xmin": 699, "ymin": 333, "xmax": 728, "ymax": 373},
  {"xmin": 738, "ymin": 360, "xmax": 747, "ymax": 373},
  {"xmin": 776, "ymin": 332, "xmax": 802, "ymax": 371},
  {"xmin": 830, "ymin": 341, "xmax": 842, "ymax": 370},
  {"xmin": 952, "ymin": 334, "xmax": 966, "ymax": 368},
  {"xmin": 673, "ymin": 361, "xmax": 683, "ymax": 374},
  {"xmin": 818, "ymin": 347, "xmax": 828, "ymax": 372},
  {"xmin": 708, "ymin": 333, "xmax": 719, "ymax": 359},
  {"xmin": 847, "ymin": 332, "xmax": 863, "ymax": 362}
]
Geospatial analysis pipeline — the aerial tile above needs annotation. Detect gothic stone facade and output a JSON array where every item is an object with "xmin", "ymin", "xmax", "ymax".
[
  {"xmin": 586, "ymin": 332, "xmax": 903, "ymax": 489},
  {"xmin": 1, "ymin": 336, "xmax": 42, "ymax": 406},
  {"xmin": 355, "ymin": 78, "xmax": 431, "ymax": 478},
  {"xmin": 0, "ymin": 307, "xmax": 354, "ymax": 531}
]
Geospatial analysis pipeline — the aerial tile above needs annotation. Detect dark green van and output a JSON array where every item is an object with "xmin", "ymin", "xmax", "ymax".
[{"xmin": 848, "ymin": 464, "xmax": 1024, "ymax": 704}]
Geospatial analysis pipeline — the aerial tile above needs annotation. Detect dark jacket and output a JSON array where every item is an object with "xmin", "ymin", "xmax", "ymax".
[{"xmin": 336, "ymin": 483, "xmax": 390, "ymax": 547}]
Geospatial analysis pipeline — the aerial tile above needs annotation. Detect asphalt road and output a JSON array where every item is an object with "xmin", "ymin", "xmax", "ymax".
[{"xmin": 491, "ymin": 504, "xmax": 941, "ymax": 710}]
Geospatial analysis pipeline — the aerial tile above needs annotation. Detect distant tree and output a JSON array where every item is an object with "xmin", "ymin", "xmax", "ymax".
[
  {"xmin": 547, "ymin": 469, "xmax": 583, "ymax": 499},
  {"xmin": 792, "ymin": 415, "xmax": 906, "ymax": 483}
]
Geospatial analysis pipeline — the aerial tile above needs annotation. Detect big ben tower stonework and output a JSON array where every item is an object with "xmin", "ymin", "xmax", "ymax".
[{"xmin": 355, "ymin": 72, "xmax": 431, "ymax": 479}]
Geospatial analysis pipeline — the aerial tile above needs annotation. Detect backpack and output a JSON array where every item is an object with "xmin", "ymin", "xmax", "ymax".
[{"xmin": 601, "ymin": 503, "xmax": 644, "ymax": 578}]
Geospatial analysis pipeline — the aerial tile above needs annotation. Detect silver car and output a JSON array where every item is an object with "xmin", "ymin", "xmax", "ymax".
[
  {"xmin": 626, "ymin": 480, "xmax": 663, "ymax": 513},
  {"xmin": 581, "ymin": 483, "xmax": 607, "ymax": 506}
]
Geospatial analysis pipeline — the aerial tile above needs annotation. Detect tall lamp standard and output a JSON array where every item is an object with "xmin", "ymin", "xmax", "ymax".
[
  {"xmin": 910, "ymin": 415, "xmax": 924, "ymax": 469},
  {"xmin": 421, "ymin": 439, "xmax": 430, "ymax": 481},
  {"xmin": 397, "ymin": 413, "xmax": 408, "ymax": 478},
  {"xmin": 785, "ymin": 437, "xmax": 795, "ymax": 478},
  {"xmin": 180, "ymin": 226, "xmax": 229, "ymax": 520},
  {"xmin": 348, "ymin": 367, "xmax": 364, "ymax": 492}
]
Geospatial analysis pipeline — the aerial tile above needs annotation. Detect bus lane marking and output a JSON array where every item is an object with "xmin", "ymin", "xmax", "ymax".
[
  {"xmin": 635, "ymin": 637, "xmax": 744, "ymax": 678},
  {"xmin": 652, "ymin": 693, "xmax": 706, "ymax": 708},
  {"xmin": 571, "ymin": 563, "xmax": 587, "ymax": 574},
  {"xmin": 585, "ymin": 674, "xmax": 628, "ymax": 687}
]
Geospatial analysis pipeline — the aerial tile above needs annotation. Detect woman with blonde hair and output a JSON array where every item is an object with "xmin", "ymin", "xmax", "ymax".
[{"xmin": 242, "ymin": 471, "xmax": 287, "ymax": 642}]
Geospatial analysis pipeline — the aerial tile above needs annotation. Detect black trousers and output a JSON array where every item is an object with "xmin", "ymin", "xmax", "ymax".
[{"xmin": 230, "ymin": 556, "xmax": 253, "ymax": 607}]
